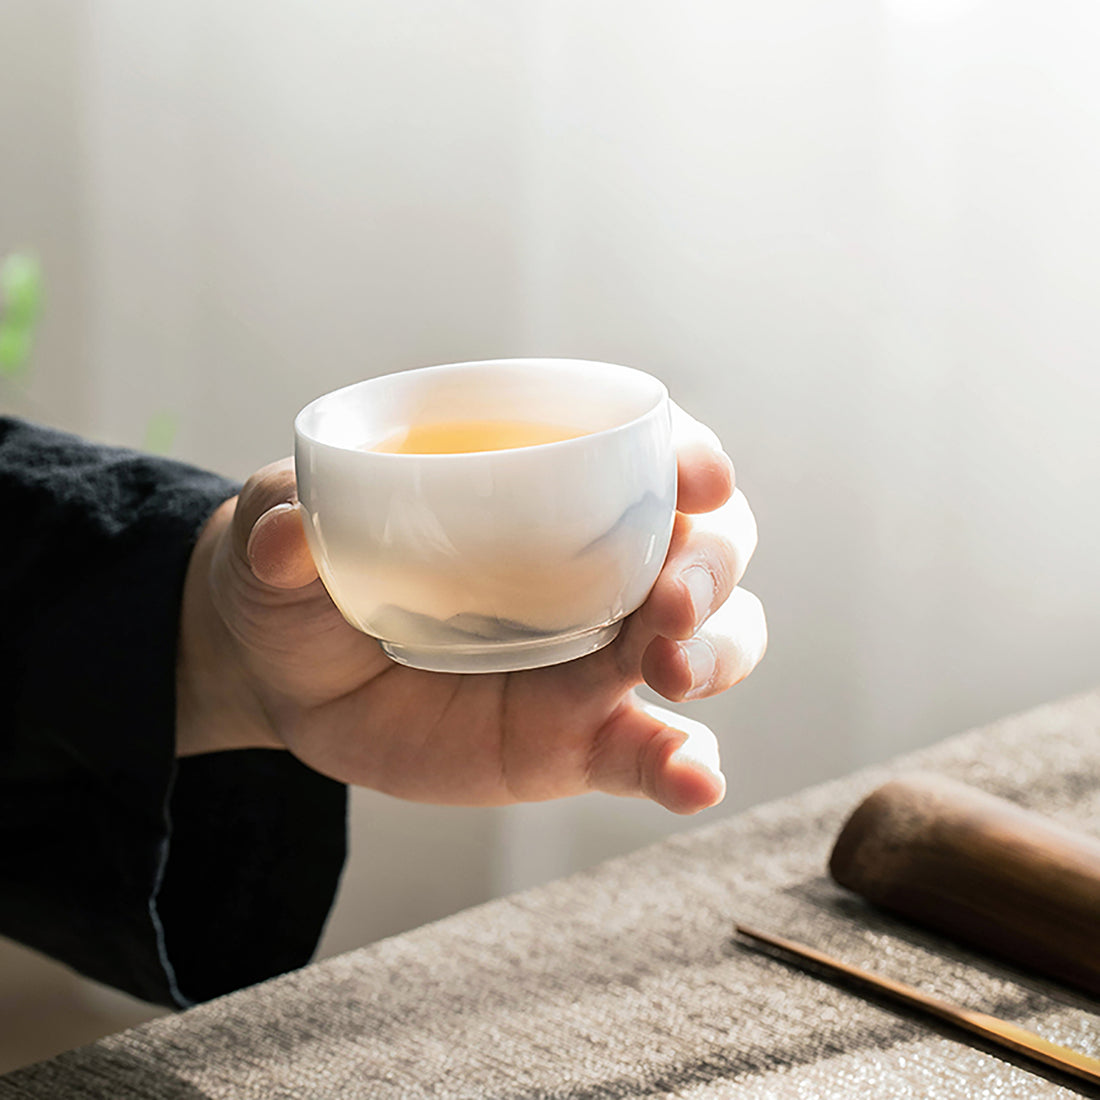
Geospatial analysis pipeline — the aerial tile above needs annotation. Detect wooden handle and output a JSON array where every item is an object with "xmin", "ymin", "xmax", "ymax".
[
  {"xmin": 829, "ymin": 772, "xmax": 1100, "ymax": 997},
  {"xmin": 736, "ymin": 924, "xmax": 1100, "ymax": 1087}
]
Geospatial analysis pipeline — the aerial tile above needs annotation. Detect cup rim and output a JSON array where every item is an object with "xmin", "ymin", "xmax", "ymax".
[{"xmin": 294, "ymin": 357, "xmax": 669, "ymax": 458}]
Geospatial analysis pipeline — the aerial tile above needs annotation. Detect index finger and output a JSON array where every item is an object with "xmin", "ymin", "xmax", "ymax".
[{"xmin": 672, "ymin": 403, "xmax": 735, "ymax": 514}]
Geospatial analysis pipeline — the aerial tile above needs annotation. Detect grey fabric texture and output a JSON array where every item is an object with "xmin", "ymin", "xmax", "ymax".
[{"xmin": 3, "ymin": 692, "xmax": 1099, "ymax": 1098}]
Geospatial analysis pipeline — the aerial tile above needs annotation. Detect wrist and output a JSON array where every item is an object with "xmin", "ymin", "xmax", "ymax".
[{"xmin": 176, "ymin": 496, "xmax": 282, "ymax": 756}]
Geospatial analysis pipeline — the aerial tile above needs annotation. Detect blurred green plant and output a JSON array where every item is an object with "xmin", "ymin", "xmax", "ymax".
[
  {"xmin": 2, "ymin": 254, "xmax": 181, "ymax": 452},
  {"xmin": 0, "ymin": 253, "xmax": 43, "ymax": 379},
  {"xmin": 143, "ymin": 409, "xmax": 180, "ymax": 455}
]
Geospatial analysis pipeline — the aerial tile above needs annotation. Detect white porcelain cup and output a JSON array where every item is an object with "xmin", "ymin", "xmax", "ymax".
[{"xmin": 294, "ymin": 358, "xmax": 676, "ymax": 672}]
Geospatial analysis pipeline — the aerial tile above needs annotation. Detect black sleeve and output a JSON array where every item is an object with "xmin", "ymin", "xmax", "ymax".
[{"xmin": 0, "ymin": 417, "xmax": 347, "ymax": 1007}]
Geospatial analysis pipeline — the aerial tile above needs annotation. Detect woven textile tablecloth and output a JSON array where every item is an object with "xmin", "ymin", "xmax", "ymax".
[{"xmin": 3, "ymin": 692, "xmax": 1099, "ymax": 1098}]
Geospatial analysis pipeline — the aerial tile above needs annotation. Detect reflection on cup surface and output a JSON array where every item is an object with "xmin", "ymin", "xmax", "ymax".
[{"xmin": 294, "ymin": 359, "xmax": 676, "ymax": 673}]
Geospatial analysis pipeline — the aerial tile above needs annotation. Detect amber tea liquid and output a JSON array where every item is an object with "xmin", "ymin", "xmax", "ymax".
[{"xmin": 370, "ymin": 419, "xmax": 586, "ymax": 454}]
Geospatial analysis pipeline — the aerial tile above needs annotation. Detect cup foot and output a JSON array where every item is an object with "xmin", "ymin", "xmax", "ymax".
[{"xmin": 379, "ymin": 621, "xmax": 623, "ymax": 673}]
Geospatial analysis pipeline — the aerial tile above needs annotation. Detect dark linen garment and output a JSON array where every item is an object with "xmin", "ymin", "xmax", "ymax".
[{"xmin": 0, "ymin": 418, "xmax": 347, "ymax": 1007}]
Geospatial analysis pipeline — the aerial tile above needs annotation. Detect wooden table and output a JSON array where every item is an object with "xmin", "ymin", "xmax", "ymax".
[{"xmin": 2, "ymin": 692, "xmax": 1098, "ymax": 1099}]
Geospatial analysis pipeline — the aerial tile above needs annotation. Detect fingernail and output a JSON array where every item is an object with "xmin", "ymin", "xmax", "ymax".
[
  {"xmin": 681, "ymin": 637, "xmax": 716, "ymax": 699},
  {"xmin": 669, "ymin": 739, "xmax": 726, "ymax": 799},
  {"xmin": 245, "ymin": 502, "xmax": 295, "ymax": 565},
  {"xmin": 683, "ymin": 566, "xmax": 715, "ymax": 629}
]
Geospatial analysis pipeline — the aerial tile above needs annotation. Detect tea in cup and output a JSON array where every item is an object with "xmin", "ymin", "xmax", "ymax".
[{"xmin": 294, "ymin": 358, "xmax": 676, "ymax": 672}]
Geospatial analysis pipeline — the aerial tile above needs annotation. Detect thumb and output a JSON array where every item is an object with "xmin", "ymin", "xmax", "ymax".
[{"xmin": 233, "ymin": 458, "xmax": 320, "ymax": 590}]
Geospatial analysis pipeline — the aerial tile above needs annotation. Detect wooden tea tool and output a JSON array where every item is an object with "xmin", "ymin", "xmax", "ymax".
[
  {"xmin": 736, "ymin": 924, "xmax": 1100, "ymax": 1088},
  {"xmin": 828, "ymin": 772, "xmax": 1100, "ymax": 997}
]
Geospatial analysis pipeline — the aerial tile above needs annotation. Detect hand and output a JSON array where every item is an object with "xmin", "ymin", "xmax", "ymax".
[{"xmin": 176, "ymin": 408, "xmax": 766, "ymax": 814}]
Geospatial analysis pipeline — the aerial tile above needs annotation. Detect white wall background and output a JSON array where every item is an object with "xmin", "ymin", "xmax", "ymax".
[{"xmin": 2, "ymin": 0, "xmax": 1099, "ymax": 1066}]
